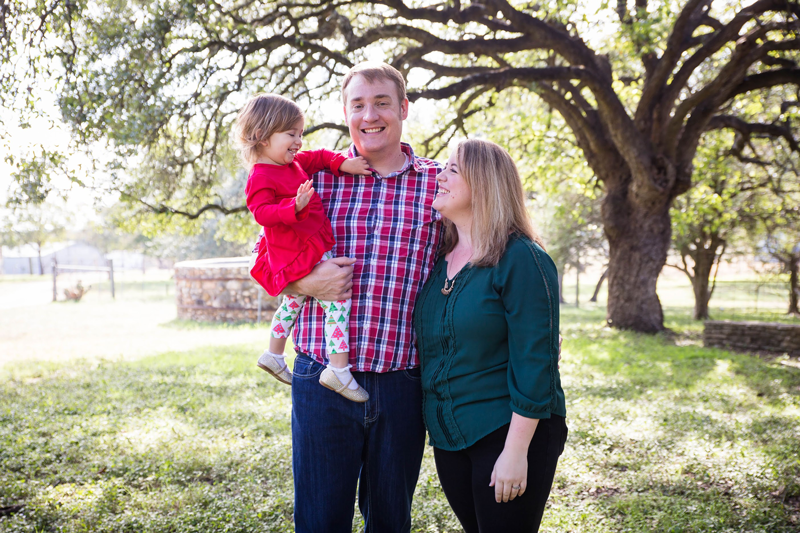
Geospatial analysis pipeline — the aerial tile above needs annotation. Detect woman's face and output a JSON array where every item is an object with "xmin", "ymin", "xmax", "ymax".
[{"xmin": 433, "ymin": 149, "xmax": 471, "ymax": 220}]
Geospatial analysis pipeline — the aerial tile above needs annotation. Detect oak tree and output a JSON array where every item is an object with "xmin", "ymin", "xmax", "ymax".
[{"xmin": 3, "ymin": 0, "xmax": 800, "ymax": 332}]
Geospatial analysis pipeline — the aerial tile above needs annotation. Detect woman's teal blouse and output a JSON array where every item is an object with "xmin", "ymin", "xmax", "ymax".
[{"xmin": 413, "ymin": 235, "xmax": 566, "ymax": 451}]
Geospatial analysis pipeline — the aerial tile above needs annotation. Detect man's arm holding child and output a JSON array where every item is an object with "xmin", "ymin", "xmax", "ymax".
[{"xmin": 284, "ymin": 257, "xmax": 355, "ymax": 301}]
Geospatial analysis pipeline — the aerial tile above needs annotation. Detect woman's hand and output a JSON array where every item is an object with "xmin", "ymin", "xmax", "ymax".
[
  {"xmin": 295, "ymin": 180, "xmax": 314, "ymax": 212},
  {"xmin": 339, "ymin": 156, "xmax": 371, "ymax": 175},
  {"xmin": 490, "ymin": 447, "xmax": 528, "ymax": 503},
  {"xmin": 490, "ymin": 414, "xmax": 539, "ymax": 503}
]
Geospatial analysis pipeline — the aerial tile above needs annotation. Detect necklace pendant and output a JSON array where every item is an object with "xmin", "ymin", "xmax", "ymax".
[{"xmin": 441, "ymin": 277, "xmax": 455, "ymax": 296}]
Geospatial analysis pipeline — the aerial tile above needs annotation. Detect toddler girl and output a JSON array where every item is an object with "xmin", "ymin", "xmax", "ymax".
[{"xmin": 235, "ymin": 93, "xmax": 370, "ymax": 403}]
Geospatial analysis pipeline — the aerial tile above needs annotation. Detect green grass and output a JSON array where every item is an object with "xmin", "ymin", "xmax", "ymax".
[{"xmin": 1, "ymin": 309, "xmax": 799, "ymax": 531}]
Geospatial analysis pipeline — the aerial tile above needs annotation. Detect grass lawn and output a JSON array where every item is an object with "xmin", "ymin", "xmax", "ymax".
[{"xmin": 1, "ymin": 283, "xmax": 799, "ymax": 531}]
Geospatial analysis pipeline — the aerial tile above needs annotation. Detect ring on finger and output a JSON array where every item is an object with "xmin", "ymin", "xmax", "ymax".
[{"xmin": 512, "ymin": 484, "xmax": 521, "ymax": 490}]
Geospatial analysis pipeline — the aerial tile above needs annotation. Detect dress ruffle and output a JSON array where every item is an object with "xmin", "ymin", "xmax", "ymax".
[{"xmin": 250, "ymin": 222, "xmax": 335, "ymax": 297}]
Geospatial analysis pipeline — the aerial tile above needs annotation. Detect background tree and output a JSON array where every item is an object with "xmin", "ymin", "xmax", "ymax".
[
  {"xmin": 670, "ymin": 128, "xmax": 800, "ymax": 319},
  {"xmin": 3, "ymin": 0, "xmax": 800, "ymax": 332},
  {"xmin": 749, "ymin": 201, "xmax": 800, "ymax": 315},
  {"xmin": 538, "ymin": 189, "xmax": 606, "ymax": 306},
  {"xmin": 1, "ymin": 204, "xmax": 69, "ymax": 275},
  {"xmin": 765, "ymin": 232, "xmax": 800, "ymax": 315}
]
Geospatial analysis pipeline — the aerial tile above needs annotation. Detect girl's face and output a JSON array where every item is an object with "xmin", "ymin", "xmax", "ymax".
[
  {"xmin": 432, "ymin": 149, "xmax": 471, "ymax": 219},
  {"xmin": 258, "ymin": 118, "xmax": 304, "ymax": 165}
]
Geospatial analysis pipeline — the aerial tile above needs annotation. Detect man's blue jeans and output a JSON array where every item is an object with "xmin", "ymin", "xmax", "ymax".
[{"xmin": 291, "ymin": 352, "xmax": 426, "ymax": 533}]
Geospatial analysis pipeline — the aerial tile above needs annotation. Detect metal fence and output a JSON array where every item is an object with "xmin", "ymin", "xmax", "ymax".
[{"xmin": 52, "ymin": 259, "xmax": 173, "ymax": 303}]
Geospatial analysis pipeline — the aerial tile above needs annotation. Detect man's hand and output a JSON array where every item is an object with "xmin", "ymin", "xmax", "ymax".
[
  {"xmin": 295, "ymin": 180, "xmax": 314, "ymax": 213},
  {"xmin": 339, "ymin": 156, "xmax": 371, "ymax": 176},
  {"xmin": 287, "ymin": 257, "xmax": 356, "ymax": 301}
]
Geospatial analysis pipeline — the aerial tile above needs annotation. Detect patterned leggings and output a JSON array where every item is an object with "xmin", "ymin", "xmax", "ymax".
[{"xmin": 270, "ymin": 251, "xmax": 351, "ymax": 356}]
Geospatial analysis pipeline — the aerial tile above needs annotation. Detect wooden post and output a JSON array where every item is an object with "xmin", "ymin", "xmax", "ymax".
[
  {"xmin": 108, "ymin": 259, "xmax": 115, "ymax": 299},
  {"xmin": 52, "ymin": 258, "xmax": 58, "ymax": 302}
]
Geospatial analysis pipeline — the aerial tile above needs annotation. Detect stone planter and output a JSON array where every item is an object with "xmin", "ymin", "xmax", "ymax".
[
  {"xmin": 174, "ymin": 257, "xmax": 280, "ymax": 323},
  {"xmin": 704, "ymin": 320, "xmax": 800, "ymax": 355}
]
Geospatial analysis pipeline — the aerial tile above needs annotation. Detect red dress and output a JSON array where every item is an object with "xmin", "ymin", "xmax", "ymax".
[{"xmin": 246, "ymin": 149, "xmax": 345, "ymax": 296}]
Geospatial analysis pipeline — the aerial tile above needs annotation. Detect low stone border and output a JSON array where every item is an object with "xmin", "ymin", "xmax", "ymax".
[
  {"xmin": 174, "ymin": 257, "xmax": 281, "ymax": 323},
  {"xmin": 704, "ymin": 320, "xmax": 800, "ymax": 356}
]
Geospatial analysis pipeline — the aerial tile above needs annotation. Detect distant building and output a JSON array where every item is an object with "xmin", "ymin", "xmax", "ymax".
[
  {"xmin": 1, "ymin": 241, "xmax": 106, "ymax": 275},
  {"xmin": 104, "ymin": 250, "xmax": 168, "ymax": 271}
]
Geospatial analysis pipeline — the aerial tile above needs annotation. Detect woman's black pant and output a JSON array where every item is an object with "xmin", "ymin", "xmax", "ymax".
[{"xmin": 433, "ymin": 415, "xmax": 568, "ymax": 533}]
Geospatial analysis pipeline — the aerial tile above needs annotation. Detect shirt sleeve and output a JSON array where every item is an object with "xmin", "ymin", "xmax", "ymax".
[
  {"xmin": 246, "ymin": 177, "xmax": 309, "ymax": 227},
  {"xmin": 495, "ymin": 237, "xmax": 561, "ymax": 420},
  {"xmin": 294, "ymin": 149, "xmax": 346, "ymax": 177}
]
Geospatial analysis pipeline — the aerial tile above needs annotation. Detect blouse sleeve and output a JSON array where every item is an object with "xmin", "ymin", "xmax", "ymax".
[
  {"xmin": 495, "ymin": 237, "xmax": 562, "ymax": 420},
  {"xmin": 294, "ymin": 149, "xmax": 346, "ymax": 176}
]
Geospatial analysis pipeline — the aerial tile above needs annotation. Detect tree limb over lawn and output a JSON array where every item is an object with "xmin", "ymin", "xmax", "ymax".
[{"xmin": 2, "ymin": 0, "xmax": 800, "ymax": 332}]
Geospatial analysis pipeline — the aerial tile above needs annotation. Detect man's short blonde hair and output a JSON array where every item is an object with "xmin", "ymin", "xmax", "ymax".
[{"xmin": 341, "ymin": 62, "xmax": 407, "ymax": 104}]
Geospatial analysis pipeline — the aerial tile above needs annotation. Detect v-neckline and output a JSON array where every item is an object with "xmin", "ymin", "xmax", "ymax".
[{"xmin": 444, "ymin": 258, "xmax": 471, "ymax": 281}]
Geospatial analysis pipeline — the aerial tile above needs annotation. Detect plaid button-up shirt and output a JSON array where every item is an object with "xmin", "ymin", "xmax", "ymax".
[{"xmin": 293, "ymin": 143, "xmax": 443, "ymax": 372}]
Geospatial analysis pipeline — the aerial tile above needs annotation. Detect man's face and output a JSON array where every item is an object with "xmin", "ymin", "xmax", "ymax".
[{"xmin": 343, "ymin": 75, "xmax": 408, "ymax": 159}]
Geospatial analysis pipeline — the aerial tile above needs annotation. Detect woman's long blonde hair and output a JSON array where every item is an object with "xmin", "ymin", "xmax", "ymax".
[{"xmin": 440, "ymin": 138, "xmax": 545, "ymax": 267}]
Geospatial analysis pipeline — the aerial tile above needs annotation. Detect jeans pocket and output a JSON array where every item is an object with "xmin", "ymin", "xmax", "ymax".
[
  {"xmin": 292, "ymin": 353, "xmax": 323, "ymax": 380},
  {"xmin": 402, "ymin": 367, "xmax": 422, "ymax": 382}
]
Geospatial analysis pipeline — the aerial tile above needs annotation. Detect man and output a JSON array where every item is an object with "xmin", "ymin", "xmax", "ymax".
[{"xmin": 284, "ymin": 62, "xmax": 443, "ymax": 532}]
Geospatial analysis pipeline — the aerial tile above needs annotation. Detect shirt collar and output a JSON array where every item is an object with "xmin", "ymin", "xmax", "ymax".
[{"xmin": 347, "ymin": 143, "xmax": 421, "ymax": 177}]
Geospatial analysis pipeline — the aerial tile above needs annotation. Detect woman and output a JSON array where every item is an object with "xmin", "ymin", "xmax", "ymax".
[{"xmin": 414, "ymin": 139, "xmax": 567, "ymax": 532}]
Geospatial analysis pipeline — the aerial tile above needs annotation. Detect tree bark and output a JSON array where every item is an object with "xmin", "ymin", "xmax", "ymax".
[
  {"xmin": 690, "ymin": 244, "xmax": 720, "ymax": 321},
  {"xmin": 590, "ymin": 268, "xmax": 608, "ymax": 302},
  {"xmin": 789, "ymin": 254, "xmax": 799, "ymax": 316},
  {"xmin": 603, "ymin": 184, "xmax": 671, "ymax": 333}
]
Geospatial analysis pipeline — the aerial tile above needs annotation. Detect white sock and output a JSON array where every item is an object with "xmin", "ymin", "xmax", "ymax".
[
  {"xmin": 328, "ymin": 364, "xmax": 360, "ymax": 390},
  {"xmin": 269, "ymin": 351, "xmax": 287, "ymax": 369}
]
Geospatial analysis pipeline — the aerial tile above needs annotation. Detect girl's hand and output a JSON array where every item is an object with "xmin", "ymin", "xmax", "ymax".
[
  {"xmin": 489, "ymin": 447, "xmax": 528, "ymax": 503},
  {"xmin": 339, "ymin": 156, "xmax": 371, "ymax": 175},
  {"xmin": 295, "ymin": 180, "xmax": 314, "ymax": 212}
]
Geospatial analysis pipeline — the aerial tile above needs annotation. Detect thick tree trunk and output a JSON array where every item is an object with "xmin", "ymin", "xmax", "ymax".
[
  {"xmin": 789, "ymin": 255, "xmax": 799, "ymax": 315},
  {"xmin": 603, "ymin": 188, "xmax": 671, "ymax": 333},
  {"xmin": 690, "ymin": 246, "xmax": 718, "ymax": 321}
]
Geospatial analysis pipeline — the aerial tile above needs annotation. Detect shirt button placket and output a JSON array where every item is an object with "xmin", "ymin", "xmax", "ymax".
[{"xmin": 362, "ymin": 174, "xmax": 381, "ymax": 338}]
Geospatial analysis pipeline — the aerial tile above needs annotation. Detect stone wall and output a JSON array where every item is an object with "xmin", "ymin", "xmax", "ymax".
[
  {"xmin": 704, "ymin": 320, "xmax": 800, "ymax": 355},
  {"xmin": 174, "ymin": 257, "xmax": 281, "ymax": 323}
]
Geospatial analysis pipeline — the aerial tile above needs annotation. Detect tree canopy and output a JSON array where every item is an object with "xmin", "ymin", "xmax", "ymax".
[{"xmin": 3, "ymin": 0, "xmax": 800, "ymax": 332}]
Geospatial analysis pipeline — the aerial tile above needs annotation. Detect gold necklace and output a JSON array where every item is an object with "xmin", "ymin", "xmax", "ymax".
[
  {"xmin": 441, "ymin": 270, "xmax": 461, "ymax": 296},
  {"xmin": 441, "ymin": 248, "xmax": 471, "ymax": 296}
]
